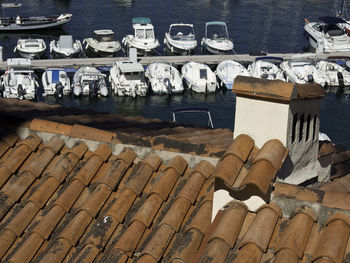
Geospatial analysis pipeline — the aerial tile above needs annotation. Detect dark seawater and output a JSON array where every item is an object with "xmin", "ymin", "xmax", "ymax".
[{"xmin": 1, "ymin": 0, "xmax": 350, "ymax": 148}]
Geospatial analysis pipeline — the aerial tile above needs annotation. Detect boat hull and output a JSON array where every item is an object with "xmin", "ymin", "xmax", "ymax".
[
  {"xmin": 0, "ymin": 14, "xmax": 72, "ymax": 31},
  {"xmin": 17, "ymin": 49, "xmax": 46, "ymax": 59}
]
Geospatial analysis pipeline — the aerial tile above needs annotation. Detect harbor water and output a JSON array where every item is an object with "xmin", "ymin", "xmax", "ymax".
[{"xmin": 1, "ymin": 0, "xmax": 350, "ymax": 148}]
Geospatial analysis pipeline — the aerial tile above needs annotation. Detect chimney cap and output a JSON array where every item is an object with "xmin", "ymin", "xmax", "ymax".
[{"xmin": 232, "ymin": 76, "xmax": 326, "ymax": 102}]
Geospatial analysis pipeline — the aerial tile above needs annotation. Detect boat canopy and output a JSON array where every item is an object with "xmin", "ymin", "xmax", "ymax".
[
  {"xmin": 58, "ymin": 35, "xmax": 73, "ymax": 49},
  {"xmin": 132, "ymin": 17, "xmax": 151, "ymax": 25},
  {"xmin": 117, "ymin": 61, "xmax": 144, "ymax": 73},
  {"xmin": 319, "ymin": 16, "xmax": 347, "ymax": 24},
  {"xmin": 205, "ymin": 21, "xmax": 227, "ymax": 27},
  {"xmin": 255, "ymin": 56, "xmax": 283, "ymax": 62}
]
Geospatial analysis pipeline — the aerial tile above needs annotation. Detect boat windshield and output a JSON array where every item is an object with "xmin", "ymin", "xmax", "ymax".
[
  {"xmin": 135, "ymin": 29, "xmax": 154, "ymax": 39},
  {"xmin": 95, "ymin": 34, "xmax": 114, "ymax": 42},
  {"xmin": 124, "ymin": 72, "xmax": 142, "ymax": 81},
  {"xmin": 170, "ymin": 25, "xmax": 195, "ymax": 40},
  {"xmin": 206, "ymin": 24, "xmax": 228, "ymax": 40},
  {"xmin": 199, "ymin": 69, "xmax": 207, "ymax": 79}
]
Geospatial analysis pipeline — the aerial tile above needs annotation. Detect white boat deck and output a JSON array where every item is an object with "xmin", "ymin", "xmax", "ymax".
[{"xmin": 1, "ymin": 52, "xmax": 350, "ymax": 69}]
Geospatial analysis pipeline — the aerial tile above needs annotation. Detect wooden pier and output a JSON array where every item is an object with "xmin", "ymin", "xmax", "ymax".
[{"xmin": 1, "ymin": 52, "xmax": 350, "ymax": 70}]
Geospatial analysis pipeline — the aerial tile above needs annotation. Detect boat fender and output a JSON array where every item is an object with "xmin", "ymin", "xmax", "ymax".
[
  {"xmin": 307, "ymin": 74, "xmax": 314, "ymax": 83},
  {"xmin": 164, "ymin": 38, "xmax": 166, "ymax": 44}
]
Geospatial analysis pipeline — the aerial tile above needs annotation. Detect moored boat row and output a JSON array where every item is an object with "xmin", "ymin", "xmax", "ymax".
[{"xmin": 2, "ymin": 55, "xmax": 350, "ymax": 100}]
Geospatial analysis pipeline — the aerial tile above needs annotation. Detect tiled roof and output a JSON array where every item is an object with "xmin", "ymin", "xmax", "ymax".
[
  {"xmin": 212, "ymin": 134, "xmax": 288, "ymax": 201},
  {"xmin": 0, "ymin": 102, "xmax": 349, "ymax": 262},
  {"xmin": 0, "ymin": 98, "xmax": 233, "ymax": 157},
  {"xmin": 233, "ymin": 76, "xmax": 326, "ymax": 101}
]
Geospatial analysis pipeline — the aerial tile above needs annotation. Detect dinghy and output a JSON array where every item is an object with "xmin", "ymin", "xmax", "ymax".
[
  {"xmin": 248, "ymin": 57, "xmax": 285, "ymax": 81},
  {"xmin": 280, "ymin": 59, "xmax": 327, "ymax": 86},
  {"xmin": 216, "ymin": 60, "xmax": 250, "ymax": 90},
  {"xmin": 316, "ymin": 60, "xmax": 350, "ymax": 87},
  {"xmin": 181, "ymin": 62, "xmax": 217, "ymax": 93},
  {"xmin": 42, "ymin": 68, "xmax": 71, "ymax": 97},
  {"xmin": 109, "ymin": 60, "xmax": 148, "ymax": 97},
  {"xmin": 72, "ymin": 66, "xmax": 108, "ymax": 97},
  {"xmin": 145, "ymin": 63, "xmax": 184, "ymax": 94}
]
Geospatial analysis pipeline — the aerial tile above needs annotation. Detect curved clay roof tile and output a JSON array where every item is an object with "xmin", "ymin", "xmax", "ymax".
[
  {"xmin": 222, "ymin": 134, "xmax": 255, "ymax": 162},
  {"xmin": 253, "ymin": 139, "xmax": 288, "ymax": 170}
]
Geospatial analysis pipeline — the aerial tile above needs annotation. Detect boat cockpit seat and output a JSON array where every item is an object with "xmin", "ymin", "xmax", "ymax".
[{"xmin": 327, "ymin": 29, "xmax": 345, "ymax": 36}]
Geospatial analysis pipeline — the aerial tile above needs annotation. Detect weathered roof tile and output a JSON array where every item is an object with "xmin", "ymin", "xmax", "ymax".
[
  {"xmin": 253, "ymin": 139, "xmax": 287, "ymax": 170},
  {"xmin": 29, "ymin": 118, "xmax": 72, "ymax": 135},
  {"xmin": 70, "ymin": 124, "xmax": 116, "ymax": 143},
  {"xmin": 223, "ymin": 134, "xmax": 254, "ymax": 162},
  {"xmin": 131, "ymin": 193, "xmax": 163, "ymax": 227},
  {"xmin": 160, "ymin": 197, "xmax": 191, "ymax": 231}
]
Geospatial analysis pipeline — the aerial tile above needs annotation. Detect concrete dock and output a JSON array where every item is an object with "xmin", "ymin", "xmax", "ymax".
[{"xmin": 1, "ymin": 52, "xmax": 350, "ymax": 70}]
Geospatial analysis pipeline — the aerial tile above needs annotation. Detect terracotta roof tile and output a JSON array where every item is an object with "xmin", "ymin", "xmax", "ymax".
[
  {"xmin": 275, "ymin": 207, "xmax": 316, "ymax": 258},
  {"xmin": 240, "ymin": 159, "xmax": 276, "ymax": 197},
  {"xmin": 77, "ymin": 183, "xmax": 110, "ymax": 217},
  {"xmin": 223, "ymin": 134, "xmax": 254, "ymax": 162},
  {"xmin": 105, "ymin": 189, "xmax": 137, "ymax": 223},
  {"xmin": 0, "ymin": 141, "xmax": 10, "ymax": 159},
  {"xmin": 165, "ymin": 156, "xmax": 188, "ymax": 175},
  {"xmin": 272, "ymin": 248, "xmax": 299, "ymax": 263},
  {"xmin": 2, "ymin": 133, "xmax": 19, "ymax": 148},
  {"xmin": 115, "ymin": 147, "xmax": 137, "ymax": 166},
  {"xmin": 239, "ymin": 203, "xmax": 282, "ymax": 252},
  {"xmin": 70, "ymin": 244, "xmax": 100, "ymax": 263},
  {"xmin": 212, "ymin": 154, "xmax": 244, "ymax": 186},
  {"xmin": 272, "ymin": 182, "xmax": 324, "ymax": 203},
  {"xmin": 331, "ymin": 150, "xmax": 350, "ymax": 164},
  {"xmin": 160, "ymin": 197, "xmax": 191, "ymax": 231},
  {"xmin": 192, "ymin": 160, "xmax": 215, "ymax": 179},
  {"xmin": 319, "ymin": 141, "xmax": 336, "ymax": 157},
  {"xmin": 131, "ymin": 193, "xmax": 163, "ymax": 227},
  {"xmin": 253, "ymin": 139, "xmax": 287, "ymax": 170},
  {"xmin": 177, "ymin": 171, "xmax": 206, "ymax": 204},
  {"xmin": 322, "ymin": 191, "xmax": 350, "ymax": 210},
  {"xmin": 17, "ymin": 134, "xmax": 42, "ymax": 151},
  {"xmin": 233, "ymin": 76, "xmax": 325, "ymax": 101},
  {"xmin": 140, "ymin": 224, "xmax": 175, "ymax": 262},
  {"xmin": 70, "ymin": 124, "xmax": 116, "ymax": 143},
  {"xmin": 185, "ymin": 200, "xmax": 212, "ymax": 235},
  {"xmin": 208, "ymin": 201, "xmax": 247, "ymax": 247},
  {"xmin": 312, "ymin": 213, "xmax": 350, "ymax": 263},
  {"xmin": 36, "ymin": 238, "xmax": 71, "ymax": 263},
  {"xmin": 53, "ymin": 179, "xmax": 85, "ymax": 212},
  {"xmin": 29, "ymin": 118, "xmax": 72, "ymax": 135},
  {"xmin": 142, "ymin": 152, "xmax": 162, "ymax": 171},
  {"xmin": 168, "ymin": 229, "xmax": 204, "ymax": 262},
  {"xmin": 233, "ymin": 243, "xmax": 263, "ymax": 263},
  {"xmin": 137, "ymin": 254, "xmax": 158, "ymax": 263},
  {"xmin": 114, "ymin": 220, "xmax": 146, "ymax": 253},
  {"xmin": 0, "ymin": 229, "xmax": 17, "ymax": 259},
  {"xmin": 197, "ymin": 237, "xmax": 231, "ymax": 263}
]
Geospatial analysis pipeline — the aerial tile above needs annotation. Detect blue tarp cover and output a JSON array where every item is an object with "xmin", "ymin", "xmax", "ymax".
[
  {"xmin": 51, "ymin": 69, "xmax": 60, "ymax": 83},
  {"xmin": 319, "ymin": 16, "xmax": 347, "ymax": 24}
]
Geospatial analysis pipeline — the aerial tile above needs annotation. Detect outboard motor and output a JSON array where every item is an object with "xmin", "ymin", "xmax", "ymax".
[
  {"xmin": 54, "ymin": 81, "xmax": 64, "ymax": 98},
  {"xmin": 163, "ymin": 77, "xmax": 172, "ymax": 95},
  {"xmin": 307, "ymin": 74, "xmax": 314, "ymax": 83},
  {"xmin": 89, "ymin": 80, "xmax": 98, "ymax": 98},
  {"xmin": 17, "ymin": 84, "xmax": 26, "ymax": 100},
  {"xmin": 98, "ymin": 78, "xmax": 108, "ymax": 97},
  {"xmin": 337, "ymin": 71, "xmax": 344, "ymax": 94}
]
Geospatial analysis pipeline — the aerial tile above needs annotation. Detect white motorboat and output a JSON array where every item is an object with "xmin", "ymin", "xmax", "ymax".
[
  {"xmin": 13, "ymin": 38, "xmax": 46, "ymax": 59},
  {"xmin": 201, "ymin": 21, "xmax": 234, "ymax": 54},
  {"xmin": 42, "ymin": 68, "xmax": 71, "ymax": 97},
  {"xmin": 316, "ymin": 60, "xmax": 350, "ymax": 87},
  {"xmin": 50, "ymin": 35, "xmax": 82, "ymax": 58},
  {"xmin": 164, "ymin": 23, "xmax": 197, "ymax": 55},
  {"xmin": 248, "ymin": 57, "xmax": 285, "ymax": 81},
  {"xmin": 122, "ymin": 17, "xmax": 160, "ymax": 55},
  {"xmin": 181, "ymin": 62, "xmax": 217, "ymax": 93},
  {"xmin": 83, "ymin": 29, "xmax": 121, "ymax": 57},
  {"xmin": 145, "ymin": 63, "xmax": 184, "ymax": 94},
  {"xmin": 110, "ymin": 60, "xmax": 148, "ymax": 97},
  {"xmin": 304, "ymin": 16, "xmax": 350, "ymax": 53},
  {"xmin": 1, "ymin": 58, "xmax": 38, "ymax": 100},
  {"xmin": 0, "ymin": 3, "xmax": 71, "ymax": 31},
  {"xmin": 72, "ymin": 66, "xmax": 108, "ymax": 97},
  {"xmin": 215, "ymin": 60, "xmax": 250, "ymax": 90},
  {"xmin": 280, "ymin": 59, "xmax": 327, "ymax": 87}
]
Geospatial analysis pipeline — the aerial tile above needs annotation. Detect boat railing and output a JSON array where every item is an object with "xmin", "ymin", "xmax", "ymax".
[{"xmin": 172, "ymin": 107, "xmax": 214, "ymax": 129}]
